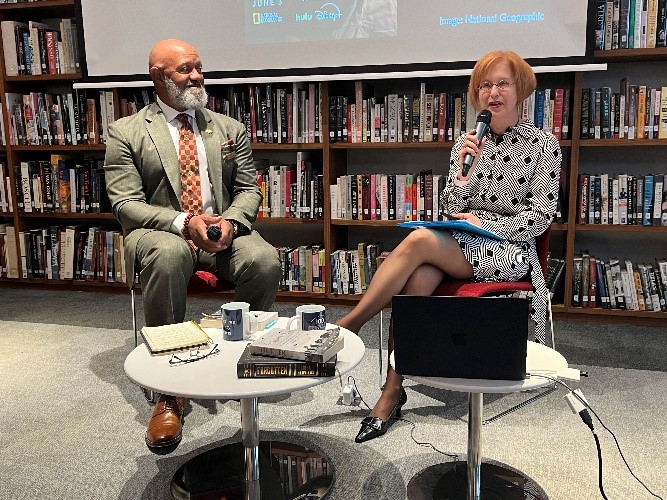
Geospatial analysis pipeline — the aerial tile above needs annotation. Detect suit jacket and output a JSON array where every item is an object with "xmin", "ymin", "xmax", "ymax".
[{"xmin": 104, "ymin": 102, "xmax": 261, "ymax": 286}]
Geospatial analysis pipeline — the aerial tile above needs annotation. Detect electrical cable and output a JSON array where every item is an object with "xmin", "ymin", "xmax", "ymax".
[
  {"xmin": 529, "ymin": 373, "xmax": 664, "ymax": 500},
  {"xmin": 395, "ymin": 416, "xmax": 459, "ymax": 460},
  {"xmin": 347, "ymin": 379, "xmax": 458, "ymax": 458},
  {"xmin": 346, "ymin": 376, "xmax": 370, "ymax": 410},
  {"xmin": 592, "ymin": 430, "xmax": 609, "ymax": 500}
]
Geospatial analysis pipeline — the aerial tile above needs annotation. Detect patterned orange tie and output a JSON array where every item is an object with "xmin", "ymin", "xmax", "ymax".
[{"xmin": 176, "ymin": 113, "xmax": 203, "ymax": 215}]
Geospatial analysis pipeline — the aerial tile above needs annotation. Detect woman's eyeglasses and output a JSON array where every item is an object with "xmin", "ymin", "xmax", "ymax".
[{"xmin": 477, "ymin": 80, "xmax": 513, "ymax": 93}]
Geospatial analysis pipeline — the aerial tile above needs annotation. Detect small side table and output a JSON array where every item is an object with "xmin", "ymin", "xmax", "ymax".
[
  {"xmin": 125, "ymin": 321, "xmax": 364, "ymax": 500},
  {"xmin": 392, "ymin": 341, "xmax": 569, "ymax": 500}
]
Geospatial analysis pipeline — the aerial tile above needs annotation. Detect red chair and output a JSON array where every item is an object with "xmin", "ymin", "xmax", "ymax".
[
  {"xmin": 377, "ymin": 226, "xmax": 553, "ymax": 386},
  {"xmin": 432, "ymin": 225, "xmax": 551, "ymax": 338},
  {"xmin": 431, "ymin": 226, "xmax": 551, "ymax": 299}
]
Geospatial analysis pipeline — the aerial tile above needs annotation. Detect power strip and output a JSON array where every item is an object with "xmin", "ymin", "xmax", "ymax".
[{"xmin": 337, "ymin": 384, "xmax": 361, "ymax": 406}]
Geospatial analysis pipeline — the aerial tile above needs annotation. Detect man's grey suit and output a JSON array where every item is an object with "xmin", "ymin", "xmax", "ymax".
[{"xmin": 104, "ymin": 102, "xmax": 281, "ymax": 326}]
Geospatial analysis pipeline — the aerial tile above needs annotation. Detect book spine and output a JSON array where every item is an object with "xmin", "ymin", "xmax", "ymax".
[{"xmin": 237, "ymin": 360, "xmax": 336, "ymax": 378}]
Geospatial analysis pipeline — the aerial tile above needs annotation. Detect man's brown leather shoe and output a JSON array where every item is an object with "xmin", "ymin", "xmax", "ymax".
[{"xmin": 145, "ymin": 395, "xmax": 185, "ymax": 448}]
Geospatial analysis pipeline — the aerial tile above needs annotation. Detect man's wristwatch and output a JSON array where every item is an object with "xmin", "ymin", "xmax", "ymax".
[{"xmin": 230, "ymin": 220, "xmax": 239, "ymax": 238}]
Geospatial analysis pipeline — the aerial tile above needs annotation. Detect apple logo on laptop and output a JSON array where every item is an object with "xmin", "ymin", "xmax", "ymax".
[{"xmin": 451, "ymin": 327, "xmax": 466, "ymax": 346}]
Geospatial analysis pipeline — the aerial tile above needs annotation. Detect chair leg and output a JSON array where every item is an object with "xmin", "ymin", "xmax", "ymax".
[
  {"xmin": 378, "ymin": 309, "xmax": 384, "ymax": 388},
  {"xmin": 546, "ymin": 293, "xmax": 556, "ymax": 350},
  {"xmin": 131, "ymin": 286, "xmax": 138, "ymax": 348},
  {"xmin": 131, "ymin": 273, "xmax": 156, "ymax": 404}
]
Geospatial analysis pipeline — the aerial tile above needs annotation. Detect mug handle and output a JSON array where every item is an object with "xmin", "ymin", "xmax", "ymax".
[{"xmin": 286, "ymin": 315, "xmax": 299, "ymax": 330}]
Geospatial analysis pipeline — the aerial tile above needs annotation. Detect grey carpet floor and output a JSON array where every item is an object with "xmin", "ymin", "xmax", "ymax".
[{"xmin": 0, "ymin": 287, "xmax": 666, "ymax": 499}]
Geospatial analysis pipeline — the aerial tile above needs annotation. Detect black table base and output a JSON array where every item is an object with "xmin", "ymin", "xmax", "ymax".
[
  {"xmin": 170, "ymin": 441, "xmax": 334, "ymax": 500},
  {"xmin": 406, "ymin": 462, "xmax": 548, "ymax": 500}
]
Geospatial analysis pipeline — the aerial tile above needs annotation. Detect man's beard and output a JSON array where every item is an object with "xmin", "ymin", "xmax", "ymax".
[{"xmin": 164, "ymin": 76, "xmax": 208, "ymax": 110}]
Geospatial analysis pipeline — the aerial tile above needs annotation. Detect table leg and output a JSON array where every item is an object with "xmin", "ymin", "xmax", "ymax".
[
  {"xmin": 240, "ymin": 397, "xmax": 261, "ymax": 500},
  {"xmin": 169, "ymin": 397, "xmax": 335, "ymax": 500},
  {"xmin": 405, "ymin": 390, "xmax": 549, "ymax": 500},
  {"xmin": 467, "ymin": 392, "xmax": 483, "ymax": 500}
]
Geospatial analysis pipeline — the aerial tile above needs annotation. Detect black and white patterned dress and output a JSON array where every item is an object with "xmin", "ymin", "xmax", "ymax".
[{"xmin": 440, "ymin": 120, "xmax": 562, "ymax": 343}]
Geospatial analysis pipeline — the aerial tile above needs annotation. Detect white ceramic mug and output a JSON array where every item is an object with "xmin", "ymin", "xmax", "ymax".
[
  {"xmin": 286, "ymin": 304, "xmax": 326, "ymax": 331},
  {"xmin": 221, "ymin": 301, "xmax": 251, "ymax": 341}
]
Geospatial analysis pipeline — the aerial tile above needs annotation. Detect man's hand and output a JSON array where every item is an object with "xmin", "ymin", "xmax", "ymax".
[{"xmin": 187, "ymin": 215, "xmax": 234, "ymax": 252}]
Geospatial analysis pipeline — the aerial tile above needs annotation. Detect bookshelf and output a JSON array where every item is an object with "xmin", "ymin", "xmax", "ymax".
[{"xmin": 0, "ymin": 1, "xmax": 665, "ymax": 327}]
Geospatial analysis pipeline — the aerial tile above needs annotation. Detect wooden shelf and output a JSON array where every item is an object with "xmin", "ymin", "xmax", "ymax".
[
  {"xmin": 10, "ymin": 144, "xmax": 106, "ymax": 152},
  {"xmin": 574, "ymin": 224, "xmax": 667, "ymax": 234},
  {"xmin": 251, "ymin": 143, "xmax": 323, "ymax": 151},
  {"xmin": 0, "ymin": 0, "xmax": 74, "ymax": 14},
  {"xmin": 330, "ymin": 141, "xmax": 453, "ymax": 149},
  {"xmin": 18, "ymin": 212, "xmax": 116, "ymax": 220},
  {"xmin": 594, "ymin": 48, "xmax": 667, "ymax": 62},
  {"xmin": 4, "ymin": 72, "xmax": 81, "ymax": 82},
  {"xmin": 579, "ymin": 138, "xmax": 667, "ymax": 147},
  {"xmin": 254, "ymin": 217, "xmax": 324, "ymax": 225},
  {"xmin": 331, "ymin": 219, "xmax": 406, "ymax": 227}
]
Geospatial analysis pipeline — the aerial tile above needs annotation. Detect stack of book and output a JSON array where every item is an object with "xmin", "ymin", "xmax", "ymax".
[{"xmin": 237, "ymin": 327, "xmax": 344, "ymax": 378}]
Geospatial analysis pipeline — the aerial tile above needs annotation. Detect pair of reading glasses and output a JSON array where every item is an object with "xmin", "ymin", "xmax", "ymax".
[
  {"xmin": 169, "ymin": 344, "xmax": 220, "ymax": 366},
  {"xmin": 477, "ymin": 80, "xmax": 513, "ymax": 93}
]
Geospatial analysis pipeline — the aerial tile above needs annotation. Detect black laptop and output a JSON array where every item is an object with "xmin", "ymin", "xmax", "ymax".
[{"xmin": 391, "ymin": 295, "xmax": 529, "ymax": 380}]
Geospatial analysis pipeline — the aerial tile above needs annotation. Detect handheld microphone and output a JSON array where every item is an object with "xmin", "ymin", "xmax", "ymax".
[
  {"xmin": 206, "ymin": 225, "xmax": 222, "ymax": 241},
  {"xmin": 461, "ymin": 109, "xmax": 492, "ymax": 177}
]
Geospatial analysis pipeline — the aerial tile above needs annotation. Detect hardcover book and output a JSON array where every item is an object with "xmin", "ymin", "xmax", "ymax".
[
  {"xmin": 237, "ymin": 345, "xmax": 336, "ymax": 378},
  {"xmin": 248, "ymin": 327, "xmax": 343, "ymax": 363}
]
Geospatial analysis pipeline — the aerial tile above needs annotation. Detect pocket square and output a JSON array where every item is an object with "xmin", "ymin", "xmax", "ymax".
[{"xmin": 222, "ymin": 138, "xmax": 237, "ymax": 161}]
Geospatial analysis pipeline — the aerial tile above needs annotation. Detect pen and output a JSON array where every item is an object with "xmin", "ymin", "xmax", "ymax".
[{"xmin": 441, "ymin": 211, "xmax": 455, "ymax": 220}]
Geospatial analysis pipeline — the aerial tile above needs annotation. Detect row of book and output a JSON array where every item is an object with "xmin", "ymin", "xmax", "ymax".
[
  {"xmin": 330, "ymin": 170, "xmax": 446, "ymax": 222},
  {"xmin": 0, "ymin": 230, "xmax": 329, "ymax": 289},
  {"xmin": 0, "ymin": 224, "xmax": 125, "ymax": 283},
  {"xmin": 0, "ymin": 18, "xmax": 80, "ymax": 76},
  {"xmin": 577, "ymin": 173, "xmax": 667, "ymax": 226},
  {"xmin": 255, "ymin": 156, "xmax": 324, "ymax": 219},
  {"xmin": 572, "ymin": 254, "xmax": 667, "ymax": 312},
  {"xmin": 594, "ymin": 0, "xmax": 667, "ymax": 51},
  {"xmin": 330, "ymin": 85, "xmax": 571, "ymax": 144},
  {"xmin": 581, "ymin": 83, "xmax": 667, "ymax": 140},
  {"xmin": 196, "ymin": 82, "xmax": 323, "ymax": 145},
  {"xmin": 5, "ymin": 89, "xmax": 116, "ymax": 146},
  {"xmin": 333, "ymin": 169, "xmax": 564, "ymax": 224},
  {"xmin": 0, "ymin": 157, "xmax": 111, "ymax": 214},
  {"xmin": 276, "ymin": 245, "xmax": 326, "ymax": 293},
  {"xmin": 331, "ymin": 242, "xmax": 386, "ymax": 295}
]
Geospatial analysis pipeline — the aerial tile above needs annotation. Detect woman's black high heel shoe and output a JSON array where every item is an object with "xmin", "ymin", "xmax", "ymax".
[{"xmin": 355, "ymin": 387, "xmax": 407, "ymax": 443}]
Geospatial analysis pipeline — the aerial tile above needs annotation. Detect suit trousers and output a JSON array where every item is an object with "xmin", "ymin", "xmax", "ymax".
[{"xmin": 134, "ymin": 230, "xmax": 281, "ymax": 327}]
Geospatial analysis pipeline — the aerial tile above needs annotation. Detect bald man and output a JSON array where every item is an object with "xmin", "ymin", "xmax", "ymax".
[{"xmin": 104, "ymin": 39, "xmax": 281, "ymax": 449}]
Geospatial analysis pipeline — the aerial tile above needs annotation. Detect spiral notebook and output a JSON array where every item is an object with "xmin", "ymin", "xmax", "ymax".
[
  {"xmin": 398, "ymin": 220, "xmax": 503, "ymax": 241},
  {"xmin": 392, "ymin": 295, "xmax": 528, "ymax": 380}
]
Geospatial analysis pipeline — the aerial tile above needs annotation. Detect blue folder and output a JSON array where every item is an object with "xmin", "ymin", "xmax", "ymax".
[{"xmin": 397, "ymin": 220, "xmax": 504, "ymax": 241}]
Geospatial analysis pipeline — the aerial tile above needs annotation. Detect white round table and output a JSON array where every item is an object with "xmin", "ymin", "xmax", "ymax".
[
  {"xmin": 125, "ymin": 320, "xmax": 364, "ymax": 500},
  {"xmin": 392, "ymin": 341, "xmax": 568, "ymax": 500}
]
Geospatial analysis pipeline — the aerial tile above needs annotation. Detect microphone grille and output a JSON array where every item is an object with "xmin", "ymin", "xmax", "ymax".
[{"xmin": 477, "ymin": 109, "xmax": 492, "ymax": 124}]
